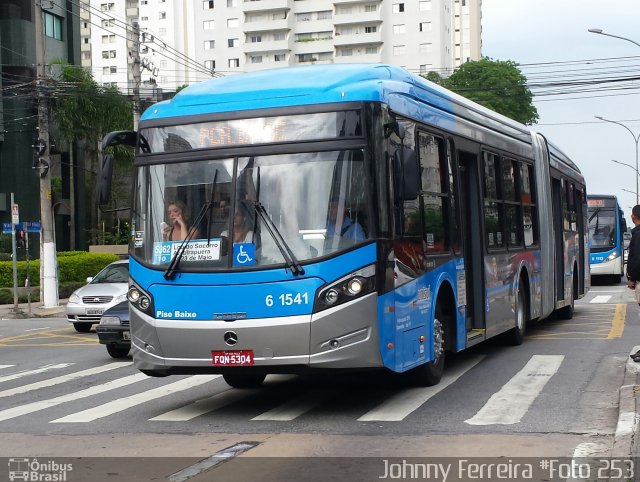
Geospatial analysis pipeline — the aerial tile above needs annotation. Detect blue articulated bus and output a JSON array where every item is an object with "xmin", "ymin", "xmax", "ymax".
[
  {"xmin": 100, "ymin": 64, "xmax": 589, "ymax": 387},
  {"xmin": 587, "ymin": 194, "xmax": 626, "ymax": 282}
]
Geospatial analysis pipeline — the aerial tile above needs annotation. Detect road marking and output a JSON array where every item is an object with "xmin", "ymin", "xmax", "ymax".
[
  {"xmin": 0, "ymin": 363, "xmax": 72, "ymax": 384},
  {"xmin": 590, "ymin": 295, "xmax": 611, "ymax": 303},
  {"xmin": 357, "ymin": 356, "xmax": 484, "ymax": 422},
  {"xmin": 608, "ymin": 304, "xmax": 626, "ymax": 339},
  {"xmin": 51, "ymin": 375, "xmax": 219, "ymax": 423},
  {"xmin": 0, "ymin": 365, "xmax": 15, "ymax": 371},
  {"xmin": 151, "ymin": 386, "xmax": 254, "ymax": 422},
  {"xmin": 25, "ymin": 327, "xmax": 51, "ymax": 332},
  {"xmin": 0, "ymin": 372, "xmax": 148, "ymax": 422},
  {"xmin": 252, "ymin": 391, "xmax": 334, "ymax": 421},
  {"xmin": 0, "ymin": 328, "xmax": 96, "ymax": 347},
  {"xmin": 465, "ymin": 355, "xmax": 563, "ymax": 425},
  {"xmin": 0, "ymin": 362, "xmax": 132, "ymax": 398}
]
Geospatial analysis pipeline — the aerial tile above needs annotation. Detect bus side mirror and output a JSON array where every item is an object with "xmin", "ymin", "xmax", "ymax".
[
  {"xmin": 96, "ymin": 154, "xmax": 113, "ymax": 205},
  {"xmin": 102, "ymin": 130, "xmax": 137, "ymax": 150},
  {"xmin": 394, "ymin": 148, "xmax": 419, "ymax": 201}
]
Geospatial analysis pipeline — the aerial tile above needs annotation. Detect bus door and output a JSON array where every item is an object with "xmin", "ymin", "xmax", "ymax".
[
  {"xmin": 551, "ymin": 177, "xmax": 565, "ymax": 301},
  {"xmin": 458, "ymin": 150, "xmax": 485, "ymax": 341}
]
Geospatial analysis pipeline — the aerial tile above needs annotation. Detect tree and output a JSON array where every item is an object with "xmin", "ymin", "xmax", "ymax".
[
  {"xmin": 49, "ymin": 61, "xmax": 133, "ymax": 245},
  {"xmin": 423, "ymin": 58, "xmax": 538, "ymax": 125}
]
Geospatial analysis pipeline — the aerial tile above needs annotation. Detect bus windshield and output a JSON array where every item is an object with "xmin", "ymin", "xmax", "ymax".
[
  {"xmin": 588, "ymin": 207, "xmax": 616, "ymax": 251},
  {"xmin": 131, "ymin": 149, "xmax": 370, "ymax": 270}
]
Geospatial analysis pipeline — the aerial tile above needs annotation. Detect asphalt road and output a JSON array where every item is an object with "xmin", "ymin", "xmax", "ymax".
[{"xmin": 0, "ymin": 279, "xmax": 637, "ymax": 481}]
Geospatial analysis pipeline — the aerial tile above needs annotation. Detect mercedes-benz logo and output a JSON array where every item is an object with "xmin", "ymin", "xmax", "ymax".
[{"xmin": 223, "ymin": 331, "xmax": 238, "ymax": 346}]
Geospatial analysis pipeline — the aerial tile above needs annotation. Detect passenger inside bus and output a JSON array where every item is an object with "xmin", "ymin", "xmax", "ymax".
[
  {"xmin": 221, "ymin": 204, "xmax": 254, "ymax": 244},
  {"xmin": 162, "ymin": 200, "xmax": 198, "ymax": 241},
  {"xmin": 325, "ymin": 200, "xmax": 365, "ymax": 241}
]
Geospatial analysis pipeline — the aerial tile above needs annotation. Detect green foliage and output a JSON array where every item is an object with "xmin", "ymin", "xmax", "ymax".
[
  {"xmin": 0, "ymin": 252, "xmax": 119, "ymax": 288},
  {"xmin": 423, "ymin": 71, "xmax": 446, "ymax": 85},
  {"xmin": 0, "ymin": 282, "xmax": 84, "ymax": 303},
  {"xmin": 422, "ymin": 58, "xmax": 539, "ymax": 125}
]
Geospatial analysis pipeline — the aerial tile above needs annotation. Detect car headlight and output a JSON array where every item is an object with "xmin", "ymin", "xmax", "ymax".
[
  {"xmin": 114, "ymin": 293, "xmax": 128, "ymax": 303},
  {"xmin": 100, "ymin": 316, "xmax": 122, "ymax": 326},
  {"xmin": 69, "ymin": 293, "xmax": 80, "ymax": 304},
  {"xmin": 314, "ymin": 264, "xmax": 376, "ymax": 313}
]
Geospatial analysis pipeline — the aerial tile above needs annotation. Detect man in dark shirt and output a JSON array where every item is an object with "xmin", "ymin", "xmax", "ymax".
[{"xmin": 626, "ymin": 205, "xmax": 640, "ymax": 361}]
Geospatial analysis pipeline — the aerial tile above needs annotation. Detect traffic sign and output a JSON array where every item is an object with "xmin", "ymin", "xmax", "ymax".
[
  {"xmin": 11, "ymin": 204, "xmax": 19, "ymax": 225},
  {"xmin": 2, "ymin": 222, "xmax": 40, "ymax": 234}
]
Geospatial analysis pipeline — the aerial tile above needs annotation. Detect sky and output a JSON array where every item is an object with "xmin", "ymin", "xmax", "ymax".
[{"xmin": 481, "ymin": 0, "xmax": 640, "ymax": 218}]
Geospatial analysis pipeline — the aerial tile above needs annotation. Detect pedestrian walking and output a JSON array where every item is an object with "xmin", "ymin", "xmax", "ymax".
[{"xmin": 626, "ymin": 204, "xmax": 640, "ymax": 361}]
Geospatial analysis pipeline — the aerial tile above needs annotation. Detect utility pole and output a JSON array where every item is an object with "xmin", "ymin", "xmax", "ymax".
[
  {"xmin": 128, "ymin": 8, "xmax": 142, "ymax": 130},
  {"xmin": 35, "ymin": 0, "xmax": 60, "ymax": 308}
]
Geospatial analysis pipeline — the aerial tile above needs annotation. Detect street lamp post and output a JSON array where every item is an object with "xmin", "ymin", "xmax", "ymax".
[
  {"xmin": 589, "ymin": 28, "xmax": 640, "ymax": 205},
  {"xmin": 588, "ymin": 28, "xmax": 640, "ymax": 48},
  {"xmin": 597, "ymin": 117, "xmax": 640, "ymax": 205}
]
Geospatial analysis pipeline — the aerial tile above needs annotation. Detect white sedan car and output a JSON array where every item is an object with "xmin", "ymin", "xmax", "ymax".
[{"xmin": 66, "ymin": 259, "xmax": 129, "ymax": 333}]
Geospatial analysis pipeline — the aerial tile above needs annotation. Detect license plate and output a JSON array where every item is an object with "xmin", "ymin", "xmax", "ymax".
[
  {"xmin": 122, "ymin": 331, "xmax": 131, "ymax": 341},
  {"xmin": 87, "ymin": 309, "xmax": 103, "ymax": 315},
  {"xmin": 212, "ymin": 350, "xmax": 254, "ymax": 366}
]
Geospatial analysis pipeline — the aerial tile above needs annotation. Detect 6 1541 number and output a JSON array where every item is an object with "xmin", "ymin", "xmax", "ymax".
[{"xmin": 265, "ymin": 292, "xmax": 309, "ymax": 307}]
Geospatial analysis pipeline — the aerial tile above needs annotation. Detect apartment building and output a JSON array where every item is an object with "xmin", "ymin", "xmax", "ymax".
[{"xmin": 83, "ymin": 0, "xmax": 481, "ymax": 91}]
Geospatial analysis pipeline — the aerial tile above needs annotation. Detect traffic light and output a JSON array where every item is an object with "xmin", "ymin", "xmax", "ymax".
[{"xmin": 16, "ymin": 229, "xmax": 25, "ymax": 249}]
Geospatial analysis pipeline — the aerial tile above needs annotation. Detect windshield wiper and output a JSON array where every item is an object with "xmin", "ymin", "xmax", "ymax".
[
  {"xmin": 164, "ymin": 173, "xmax": 218, "ymax": 280},
  {"xmin": 253, "ymin": 201, "xmax": 304, "ymax": 276}
]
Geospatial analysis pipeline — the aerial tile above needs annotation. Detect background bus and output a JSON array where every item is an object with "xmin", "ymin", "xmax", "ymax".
[
  {"xmin": 99, "ymin": 64, "xmax": 589, "ymax": 388},
  {"xmin": 587, "ymin": 194, "xmax": 627, "ymax": 282}
]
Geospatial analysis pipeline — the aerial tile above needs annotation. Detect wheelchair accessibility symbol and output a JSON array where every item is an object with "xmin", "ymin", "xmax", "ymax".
[{"xmin": 233, "ymin": 243, "xmax": 256, "ymax": 266}]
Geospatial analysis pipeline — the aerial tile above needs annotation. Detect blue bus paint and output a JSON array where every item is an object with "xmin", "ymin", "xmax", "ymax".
[
  {"xmin": 103, "ymin": 64, "xmax": 588, "ymax": 387},
  {"xmin": 587, "ymin": 195, "xmax": 626, "ymax": 280}
]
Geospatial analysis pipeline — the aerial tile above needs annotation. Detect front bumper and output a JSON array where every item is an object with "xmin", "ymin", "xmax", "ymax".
[
  {"xmin": 96, "ymin": 325, "xmax": 131, "ymax": 345},
  {"xmin": 130, "ymin": 292, "xmax": 382, "ymax": 374}
]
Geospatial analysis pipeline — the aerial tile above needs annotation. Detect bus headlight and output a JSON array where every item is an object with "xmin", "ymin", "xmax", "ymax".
[
  {"xmin": 128, "ymin": 281, "xmax": 154, "ymax": 316},
  {"xmin": 314, "ymin": 264, "xmax": 376, "ymax": 313},
  {"xmin": 606, "ymin": 252, "xmax": 618, "ymax": 262}
]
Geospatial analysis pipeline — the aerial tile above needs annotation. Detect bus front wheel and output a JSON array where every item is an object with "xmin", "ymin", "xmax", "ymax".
[
  {"xmin": 223, "ymin": 372, "xmax": 266, "ymax": 388},
  {"xmin": 406, "ymin": 315, "xmax": 445, "ymax": 386}
]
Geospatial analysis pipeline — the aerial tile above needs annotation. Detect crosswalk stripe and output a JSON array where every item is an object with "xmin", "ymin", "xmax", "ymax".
[
  {"xmin": 590, "ymin": 295, "xmax": 612, "ymax": 303},
  {"xmin": 0, "ymin": 363, "xmax": 72, "ymax": 384},
  {"xmin": 0, "ymin": 362, "xmax": 132, "ymax": 399},
  {"xmin": 0, "ymin": 373, "xmax": 149, "ymax": 422},
  {"xmin": 252, "ymin": 391, "xmax": 333, "ymax": 421},
  {"xmin": 51, "ymin": 375, "xmax": 219, "ymax": 423},
  {"xmin": 357, "ymin": 356, "xmax": 484, "ymax": 422},
  {"xmin": 0, "ymin": 365, "xmax": 15, "ymax": 371},
  {"xmin": 464, "ymin": 354, "xmax": 563, "ymax": 425},
  {"xmin": 151, "ymin": 386, "xmax": 254, "ymax": 422}
]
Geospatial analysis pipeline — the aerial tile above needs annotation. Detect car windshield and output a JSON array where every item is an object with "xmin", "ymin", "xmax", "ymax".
[
  {"xmin": 91, "ymin": 264, "xmax": 129, "ymax": 283},
  {"xmin": 130, "ymin": 149, "xmax": 370, "ymax": 271}
]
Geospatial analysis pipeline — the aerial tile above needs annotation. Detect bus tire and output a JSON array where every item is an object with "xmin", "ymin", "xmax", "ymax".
[
  {"xmin": 223, "ymin": 372, "xmax": 266, "ymax": 388},
  {"xmin": 508, "ymin": 281, "xmax": 527, "ymax": 346},
  {"xmin": 140, "ymin": 369, "xmax": 169, "ymax": 377},
  {"xmin": 557, "ymin": 272, "xmax": 576, "ymax": 320},
  {"xmin": 406, "ymin": 313, "xmax": 445, "ymax": 386}
]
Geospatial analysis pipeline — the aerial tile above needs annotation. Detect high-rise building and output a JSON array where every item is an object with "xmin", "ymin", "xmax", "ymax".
[
  {"xmin": 83, "ymin": 0, "xmax": 481, "ymax": 91},
  {"xmin": 0, "ymin": 0, "xmax": 82, "ymax": 251}
]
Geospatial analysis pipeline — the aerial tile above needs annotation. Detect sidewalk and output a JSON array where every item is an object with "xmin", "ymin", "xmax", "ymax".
[{"xmin": 0, "ymin": 298, "xmax": 68, "ymax": 319}]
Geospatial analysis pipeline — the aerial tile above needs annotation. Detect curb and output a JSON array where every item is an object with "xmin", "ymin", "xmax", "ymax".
[{"xmin": 613, "ymin": 346, "xmax": 640, "ymax": 459}]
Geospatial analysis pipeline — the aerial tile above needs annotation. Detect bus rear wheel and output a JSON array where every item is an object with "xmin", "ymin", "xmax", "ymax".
[
  {"xmin": 223, "ymin": 372, "xmax": 266, "ymax": 388},
  {"xmin": 557, "ymin": 272, "xmax": 576, "ymax": 320},
  {"xmin": 508, "ymin": 282, "xmax": 527, "ymax": 345},
  {"xmin": 406, "ymin": 315, "xmax": 445, "ymax": 386}
]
